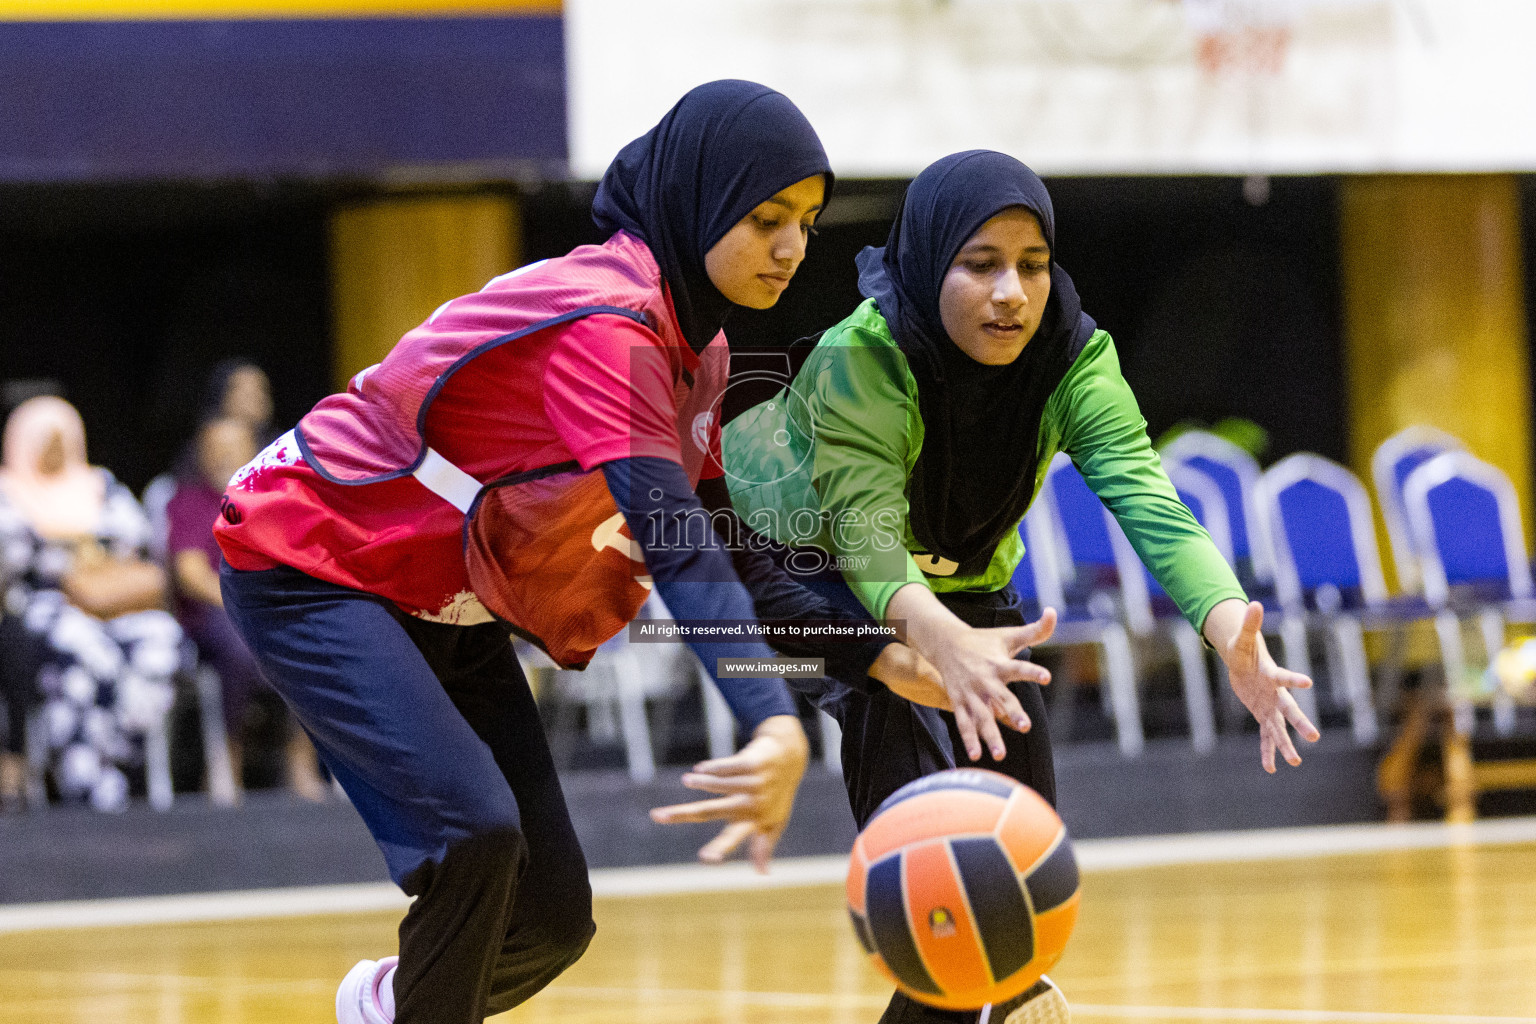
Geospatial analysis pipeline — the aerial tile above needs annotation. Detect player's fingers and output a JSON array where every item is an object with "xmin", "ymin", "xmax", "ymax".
[
  {"xmin": 749, "ymin": 830, "xmax": 779, "ymax": 874},
  {"xmin": 984, "ymin": 683, "xmax": 1031, "ymax": 733},
  {"xmin": 1274, "ymin": 667, "xmax": 1314, "ymax": 690},
  {"xmin": 1242, "ymin": 600, "xmax": 1265, "ymax": 638},
  {"xmin": 681, "ymin": 771, "xmax": 764, "ymax": 795},
  {"xmin": 1273, "ymin": 714, "xmax": 1303, "ymax": 767},
  {"xmin": 995, "ymin": 701, "xmax": 1031, "ymax": 733},
  {"xmin": 952, "ymin": 702, "xmax": 983, "ymax": 762},
  {"xmin": 973, "ymin": 699, "xmax": 1008, "ymax": 761},
  {"xmin": 1000, "ymin": 660, "xmax": 1052, "ymax": 690},
  {"xmin": 650, "ymin": 793, "xmax": 752, "ymax": 824},
  {"xmin": 690, "ymin": 752, "xmax": 759, "ymax": 777},
  {"xmin": 1260, "ymin": 728, "xmax": 1278, "ymax": 775},
  {"xmin": 1280, "ymin": 690, "xmax": 1321, "ymax": 742},
  {"xmin": 1035, "ymin": 605, "xmax": 1058, "ymax": 639},
  {"xmin": 1009, "ymin": 608, "xmax": 1058, "ymax": 650},
  {"xmin": 699, "ymin": 821, "xmax": 756, "ymax": 864}
]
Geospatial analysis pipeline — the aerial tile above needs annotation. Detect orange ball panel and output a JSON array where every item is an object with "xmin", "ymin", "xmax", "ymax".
[
  {"xmin": 896, "ymin": 892, "xmax": 1075, "ymax": 1014},
  {"xmin": 896, "ymin": 960, "xmax": 1043, "ymax": 1013},
  {"xmin": 1030, "ymin": 890, "xmax": 1082, "ymax": 976},
  {"xmin": 902, "ymin": 840, "xmax": 991, "ymax": 997},
  {"xmin": 924, "ymin": 963, "xmax": 1046, "ymax": 1012},
  {"xmin": 994, "ymin": 787, "xmax": 1066, "ymax": 873},
  {"xmin": 847, "ymin": 840, "xmax": 869, "ymax": 916},
  {"xmin": 859, "ymin": 791, "xmax": 1007, "ymax": 862}
]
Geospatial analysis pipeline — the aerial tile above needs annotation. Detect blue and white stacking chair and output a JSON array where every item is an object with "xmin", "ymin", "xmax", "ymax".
[
  {"xmin": 1402, "ymin": 451, "xmax": 1531, "ymax": 738},
  {"xmin": 548, "ymin": 590, "xmax": 846, "ymax": 781},
  {"xmin": 538, "ymin": 592, "xmax": 726, "ymax": 784},
  {"xmin": 1046, "ymin": 455, "xmax": 1155, "ymax": 633},
  {"xmin": 1095, "ymin": 463, "xmax": 1235, "ymax": 754},
  {"xmin": 1371, "ymin": 425, "xmax": 1466, "ymax": 596},
  {"xmin": 1011, "ymin": 487, "xmax": 1143, "ymax": 758},
  {"xmin": 1259, "ymin": 454, "xmax": 1401, "ymax": 743},
  {"xmin": 1041, "ymin": 453, "xmax": 1221, "ymax": 755},
  {"xmin": 1122, "ymin": 463, "xmax": 1234, "ymax": 754},
  {"xmin": 1161, "ymin": 431, "xmax": 1276, "ymax": 589}
]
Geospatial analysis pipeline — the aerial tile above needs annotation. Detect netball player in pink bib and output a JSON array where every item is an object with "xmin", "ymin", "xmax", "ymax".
[{"xmin": 216, "ymin": 82, "xmax": 912, "ymax": 1024}]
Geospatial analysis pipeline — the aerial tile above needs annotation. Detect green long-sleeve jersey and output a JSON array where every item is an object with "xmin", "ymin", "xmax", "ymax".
[{"xmin": 722, "ymin": 298, "xmax": 1246, "ymax": 632}]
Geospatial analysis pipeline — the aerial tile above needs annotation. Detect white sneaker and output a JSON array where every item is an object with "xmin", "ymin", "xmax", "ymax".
[
  {"xmin": 336, "ymin": 956, "xmax": 397, "ymax": 1024},
  {"xmin": 998, "ymin": 975, "xmax": 1070, "ymax": 1024}
]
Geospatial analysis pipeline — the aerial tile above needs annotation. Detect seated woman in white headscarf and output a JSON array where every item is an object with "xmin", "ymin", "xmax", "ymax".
[{"xmin": 0, "ymin": 396, "xmax": 180, "ymax": 811}]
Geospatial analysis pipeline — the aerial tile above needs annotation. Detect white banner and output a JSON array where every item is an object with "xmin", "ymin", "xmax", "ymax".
[{"xmin": 567, "ymin": 0, "xmax": 1536, "ymax": 178}]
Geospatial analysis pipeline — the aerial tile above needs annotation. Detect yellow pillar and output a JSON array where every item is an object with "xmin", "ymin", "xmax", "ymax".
[
  {"xmin": 1339, "ymin": 174, "xmax": 1532, "ymax": 588},
  {"xmin": 328, "ymin": 193, "xmax": 520, "ymax": 391}
]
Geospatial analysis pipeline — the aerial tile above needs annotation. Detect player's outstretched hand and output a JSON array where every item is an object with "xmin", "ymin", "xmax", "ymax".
[
  {"xmin": 868, "ymin": 642, "xmax": 949, "ymax": 709},
  {"xmin": 1218, "ymin": 600, "xmax": 1320, "ymax": 773},
  {"xmin": 932, "ymin": 608, "xmax": 1057, "ymax": 763},
  {"xmin": 869, "ymin": 616, "xmax": 1056, "ymax": 724},
  {"xmin": 648, "ymin": 714, "xmax": 808, "ymax": 873}
]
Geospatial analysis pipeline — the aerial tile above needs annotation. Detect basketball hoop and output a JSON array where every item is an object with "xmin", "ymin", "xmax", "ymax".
[{"xmin": 1179, "ymin": 0, "xmax": 1298, "ymax": 76}]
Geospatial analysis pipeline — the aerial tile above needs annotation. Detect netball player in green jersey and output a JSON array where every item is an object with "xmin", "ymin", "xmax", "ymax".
[{"xmin": 723, "ymin": 151, "xmax": 1320, "ymax": 1024}]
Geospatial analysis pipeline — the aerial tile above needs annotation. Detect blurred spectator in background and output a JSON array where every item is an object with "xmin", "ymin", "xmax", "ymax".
[
  {"xmin": 167, "ymin": 416, "xmax": 326, "ymax": 801},
  {"xmin": 148, "ymin": 360, "xmax": 278, "ymax": 555},
  {"xmin": 0, "ymin": 397, "xmax": 179, "ymax": 811},
  {"xmin": 0, "ymin": 578, "xmax": 47, "ymax": 810},
  {"xmin": 198, "ymin": 359, "xmax": 276, "ymax": 453}
]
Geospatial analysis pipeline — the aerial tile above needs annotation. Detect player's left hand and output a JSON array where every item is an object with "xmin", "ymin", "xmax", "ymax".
[
  {"xmin": 648, "ymin": 714, "xmax": 809, "ymax": 873},
  {"xmin": 1218, "ymin": 600, "xmax": 1320, "ymax": 773},
  {"xmin": 869, "ymin": 611, "xmax": 1056, "ymax": 719}
]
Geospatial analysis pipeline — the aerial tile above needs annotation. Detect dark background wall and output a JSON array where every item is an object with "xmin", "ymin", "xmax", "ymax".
[
  {"xmin": 0, "ymin": 183, "xmax": 333, "ymax": 490},
  {"xmin": 1056, "ymin": 175, "xmax": 1346, "ymax": 463},
  {"xmin": 2, "ymin": 174, "xmax": 1526, "ymax": 492}
]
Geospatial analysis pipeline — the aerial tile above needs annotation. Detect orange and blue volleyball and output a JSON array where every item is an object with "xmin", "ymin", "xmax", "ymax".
[{"xmin": 845, "ymin": 768, "xmax": 1080, "ymax": 1010}]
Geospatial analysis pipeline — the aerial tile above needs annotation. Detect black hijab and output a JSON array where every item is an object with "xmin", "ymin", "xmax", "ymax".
[
  {"xmin": 856, "ymin": 150, "xmax": 1097, "ymax": 574},
  {"xmin": 592, "ymin": 80, "xmax": 833, "ymax": 353}
]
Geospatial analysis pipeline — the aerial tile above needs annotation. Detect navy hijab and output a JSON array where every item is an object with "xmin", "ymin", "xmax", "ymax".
[
  {"xmin": 593, "ymin": 80, "xmax": 833, "ymax": 353},
  {"xmin": 856, "ymin": 151, "xmax": 1097, "ymax": 573}
]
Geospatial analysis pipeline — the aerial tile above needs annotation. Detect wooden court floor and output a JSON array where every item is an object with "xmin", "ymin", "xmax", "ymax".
[{"xmin": 2, "ymin": 841, "xmax": 1534, "ymax": 1024}]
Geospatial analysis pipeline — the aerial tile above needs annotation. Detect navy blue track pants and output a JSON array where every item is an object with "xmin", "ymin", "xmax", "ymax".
[{"xmin": 220, "ymin": 563, "xmax": 593, "ymax": 1023}]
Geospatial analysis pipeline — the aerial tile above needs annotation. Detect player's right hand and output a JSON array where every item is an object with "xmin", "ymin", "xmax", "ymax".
[
  {"xmin": 648, "ymin": 714, "xmax": 808, "ymax": 873},
  {"xmin": 868, "ymin": 642, "xmax": 951, "ymax": 709},
  {"xmin": 931, "ymin": 608, "xmax": 1057, "ymax": 763}
]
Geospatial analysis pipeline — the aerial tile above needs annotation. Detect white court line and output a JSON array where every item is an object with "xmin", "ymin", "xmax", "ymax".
[
  {"xmin": 1072, "ymin": 815, "xmax": 1536, "ymax": 872},
  {"xmin": 588, "ymin": 815, "xmax": 1536, "ymax": 896},
  {"xmin": 0, "ymin": 883, "xmax": 409, "ymax": 934},
  {"xmin": 589, "ymin": 853, "xmax": 850, "ymax": 896},
  {"xmin": 3, "ymin": 816, "xmax": 1536, "ymax": 934}
]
